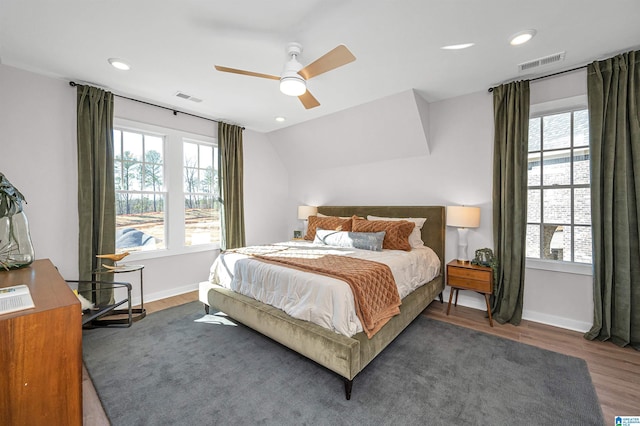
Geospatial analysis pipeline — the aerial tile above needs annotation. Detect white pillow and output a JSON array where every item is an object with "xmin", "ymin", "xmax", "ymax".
[
  {"xmin": 314, "ymin": 229, "xmax": 386, "ymax": 252},
  {"xmin": 366, "ymin": 215, "xmax": 427, "ymax": 248}
]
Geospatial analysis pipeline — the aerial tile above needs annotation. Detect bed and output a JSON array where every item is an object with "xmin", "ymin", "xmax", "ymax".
[{"xmin": 199, "ymin": 206, "xmax": 445, "ymax": 399}]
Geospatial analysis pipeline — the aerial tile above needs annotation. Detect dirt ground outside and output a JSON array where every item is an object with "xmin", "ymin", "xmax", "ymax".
[{"xmin": 116, "ymin": 209, "xmax": 220, "ymax": 251}]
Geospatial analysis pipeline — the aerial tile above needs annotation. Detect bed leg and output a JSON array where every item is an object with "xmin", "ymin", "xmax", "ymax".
[
  {"xmin": 344, "ymin": 378, "xmax": 353, "ymax": 400},
  {"xmin": 438, "ymin": 292, "xmax": 443, "ymax": 303},
  {"xmin": 204, "ymin": 304, "xmax": 210, "ymax": 314}
]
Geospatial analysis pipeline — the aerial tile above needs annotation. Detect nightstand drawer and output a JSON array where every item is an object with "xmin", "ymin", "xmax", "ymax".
[
  {"xmin": 448, "ymin": 267, "xmax": 491, "ymax": 282},
  {"xmin": 448, "ymin": 275, "xmax": 492, "ymax": 293}
]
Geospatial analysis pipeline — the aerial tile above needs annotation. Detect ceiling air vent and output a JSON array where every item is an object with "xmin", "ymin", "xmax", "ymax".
[
  {"xmin": 518, "ymin": 51, "xmax": 566, "ymax": 72},
  {"xmin": 175, "ymin": 91, "xmax": 203, "ymax": 103}
]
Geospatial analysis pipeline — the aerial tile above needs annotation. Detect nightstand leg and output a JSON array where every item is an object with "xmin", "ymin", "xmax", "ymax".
[
  {"xmin": 446, "ymin": 289, "xmax": 455, "ymax": 315},
  {"xmin": 484, "ymin": 294, "xmax": 494, "ymax": 327},
  {"xmin": 454, "ymin": 289, "xmax": 459, "ymax": 307}
]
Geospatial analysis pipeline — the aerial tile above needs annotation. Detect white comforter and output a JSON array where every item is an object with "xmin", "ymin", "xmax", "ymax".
[{"xmin": 209, "ymin": 241, "xmax": 440, "ymax": 337}]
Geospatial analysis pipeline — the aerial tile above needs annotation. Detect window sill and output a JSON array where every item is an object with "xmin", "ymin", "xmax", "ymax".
[
  {"xmin": 123, "ymin": 244, "xmax": 221, "ymax": 262},
  {"xmin": 526, "ymin": 258, "xmax": 592, "ymax": 276}
]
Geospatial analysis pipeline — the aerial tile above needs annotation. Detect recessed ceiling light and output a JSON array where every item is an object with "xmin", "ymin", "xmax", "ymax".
[
  {"xmin": 275, "ymin": 116, "xmax": 286, "ymax": 122},
  {"xmin": 441, "ymin": 43, "xmax": 475, "ymax": 50},
  {"xmin": 108, "ymin": 58, "xmax": 131, "ymax": 71},
  {"xmin": 510, "ymin": 30, "xmax": 537, "ymax": 46}
]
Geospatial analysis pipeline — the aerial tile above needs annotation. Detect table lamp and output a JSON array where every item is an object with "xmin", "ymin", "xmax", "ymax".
[
  {"xmin": 446, "ymin": 206, "xmax": 481, "ymax": 263},
  {"xmin": 297, "ymin": 205, "xmax": 318, "ymax": 237}
]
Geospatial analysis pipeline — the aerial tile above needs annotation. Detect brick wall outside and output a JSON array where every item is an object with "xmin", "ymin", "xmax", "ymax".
[{"xmin": 526, "ymin": 110, "xmax": 592, "ymax": 264}]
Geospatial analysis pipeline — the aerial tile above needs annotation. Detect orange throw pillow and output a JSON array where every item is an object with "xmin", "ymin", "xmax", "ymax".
[
  {"xmin": 304, "ymin": 216, "xmax": 353, "ymax": 240},
  {"xmin": 352, "ymin": 218, "xmax": 414, "ymax": 251}
]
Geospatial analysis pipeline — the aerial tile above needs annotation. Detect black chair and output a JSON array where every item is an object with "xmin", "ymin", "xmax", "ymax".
[{"xmin": 66, "ymin": 279, "xmax": 133, "ymax": 328}]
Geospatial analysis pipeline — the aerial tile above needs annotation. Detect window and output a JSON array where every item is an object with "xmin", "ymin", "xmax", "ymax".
[
  {"xmin": 114, "ymin": 129, "xmax": 166, "ymax": 252},
  {"xmin": 183, "ymin": 140, "xmax": 220, "ymax": 246},
  {"xmin": 526, "ymin": 108, "xmax": 592, "ymax": 264},
  {"xmin": 113, "ymin": 120, "xmax": 219, "ymax": 256}
]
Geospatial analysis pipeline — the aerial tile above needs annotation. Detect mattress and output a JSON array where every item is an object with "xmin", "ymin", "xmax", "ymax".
[{"xmin": 208, "ymin": 241, "xmax": 440, "ymax": 337}]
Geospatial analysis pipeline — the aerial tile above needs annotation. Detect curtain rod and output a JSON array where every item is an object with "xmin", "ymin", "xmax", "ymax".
[
  {"xmin": 69, "ymin": 81, "xmax": 244, "ymax": 129},
  {"xmin": 487, "ymin": 64, "xmax": 587, "ymax": 93}
]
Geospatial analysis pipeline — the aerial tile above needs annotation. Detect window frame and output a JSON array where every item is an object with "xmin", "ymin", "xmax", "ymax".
[
  {"xmin": 113, "ymin": 118, "xmax": 220, "ymax": 261},
  {"xmin": 526, "ymin": 96, "xmax": 593, "ymax": 276}
]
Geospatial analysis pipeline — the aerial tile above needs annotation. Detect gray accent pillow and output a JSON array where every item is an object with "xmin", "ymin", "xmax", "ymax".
[{"xmin": 314, "ymin": 228, "xmax": 386, "ymax": 252}]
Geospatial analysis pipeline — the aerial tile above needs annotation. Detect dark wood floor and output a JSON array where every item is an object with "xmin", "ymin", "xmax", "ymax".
[{"xmin": 83, "ymin": 291, "xmax": 640, "ymax": 424}]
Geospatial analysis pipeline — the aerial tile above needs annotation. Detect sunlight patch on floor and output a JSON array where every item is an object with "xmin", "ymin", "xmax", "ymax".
[{"xmin": 194, "ymin": 312, "xmax": 238, "ymax": 326}]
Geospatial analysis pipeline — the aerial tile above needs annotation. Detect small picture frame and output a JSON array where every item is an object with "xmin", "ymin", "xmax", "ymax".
[{"xmin": 293, "ymin": 230, "xmax": 303, "ymax": 239}]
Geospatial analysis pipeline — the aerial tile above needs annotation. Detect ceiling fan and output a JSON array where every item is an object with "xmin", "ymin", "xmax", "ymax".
[{"xmin": 214, "ymin": 42, "xmax": 356, "ymax": 109}]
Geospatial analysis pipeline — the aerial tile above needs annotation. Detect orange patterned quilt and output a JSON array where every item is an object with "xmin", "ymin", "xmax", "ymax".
[{"xmin": 235, "ymin": 247, "xmax": 401, "ymax": 338}]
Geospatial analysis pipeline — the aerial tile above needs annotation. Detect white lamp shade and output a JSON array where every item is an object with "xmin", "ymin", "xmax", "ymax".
[
  {"xmin": 446, "ymin": 206, "xmax": 480, "ymax": 228},
  {"xmin": 297, "ymin": 205, "xmax": 318, "ymax": 220}
]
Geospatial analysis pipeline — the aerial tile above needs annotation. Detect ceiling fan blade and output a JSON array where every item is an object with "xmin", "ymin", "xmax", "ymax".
[
  {"xmin": 214, "ymin": 65, "xmax": 280, "ymax": 81},
  {"xmin": 298, "ymin": 45, "xmax": 356, "ymax": 80},
  {"xmin": 299, "ymin": 90, "xmax": 320, "ymax": 109}
]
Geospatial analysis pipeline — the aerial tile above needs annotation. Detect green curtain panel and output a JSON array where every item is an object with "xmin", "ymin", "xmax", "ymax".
[
  {"xmin": 77, "ymin": 84, "xmax": 116, "ymax": 305},
  {"xmin": 491, "ymin": 80, "xmax": 530, "ymax": 325},
  {"xmin": 218, "ymin": 122, "xmax": 246, "ymax": 250},
  {"xmin": 585, "ymin": 50, "xmax": 640, "ymax": 350}
]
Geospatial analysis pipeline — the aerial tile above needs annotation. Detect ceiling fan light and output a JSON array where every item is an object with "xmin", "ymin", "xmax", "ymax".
[{"xmin": 280, "ymin": 76, "xmax": 306, "ymax": 96}]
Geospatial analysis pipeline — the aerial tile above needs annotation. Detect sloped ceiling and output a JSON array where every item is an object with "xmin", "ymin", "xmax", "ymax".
[{"xmin": 268, "ymin": 89, "xmax": 431, "ymax": 172}]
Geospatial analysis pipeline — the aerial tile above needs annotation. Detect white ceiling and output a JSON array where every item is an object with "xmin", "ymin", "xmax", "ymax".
[{"xmin": 1, "ymin": 0, "xmax": 639, "ymax": 133}]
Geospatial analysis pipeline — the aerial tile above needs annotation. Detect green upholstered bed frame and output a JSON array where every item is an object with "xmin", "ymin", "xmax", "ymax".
[{"xmin": 199, "ymin": 206, "xmax": 445, "ymax": 399}]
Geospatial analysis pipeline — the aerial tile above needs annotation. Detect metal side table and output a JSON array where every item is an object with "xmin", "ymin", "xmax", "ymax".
[{"xmin": 91, "ymin": 264, "xmax": 146, "ymax": 325}]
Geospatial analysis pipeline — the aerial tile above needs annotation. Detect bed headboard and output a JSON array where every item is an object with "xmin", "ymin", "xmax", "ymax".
[{"xmin": 316, "ymin": 206, "xmax": 445, "ymax": 273}]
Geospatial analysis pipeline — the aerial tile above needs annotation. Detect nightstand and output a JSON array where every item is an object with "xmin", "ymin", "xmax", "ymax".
[{"xmin": 446, "ymin": 260, "xmax": 494, "ymax": 326}]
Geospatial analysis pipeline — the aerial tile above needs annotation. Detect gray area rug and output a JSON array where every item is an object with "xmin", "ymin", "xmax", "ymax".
[{"xmin": 83, "ymin": 301, "xmax": 603, "ymax": 425}]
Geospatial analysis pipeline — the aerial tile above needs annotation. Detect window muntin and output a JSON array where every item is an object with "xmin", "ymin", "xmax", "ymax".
[
  {"xmin": 114, "ymin": 129, "xmax": 166, "ymax": 252},
  {"xmin": 183, "ymin": 140, "xmax": 220, "ymax": 246},
  {"xmin": 526, "ymin": 109, "xmax": 592, "ymax": 264}
]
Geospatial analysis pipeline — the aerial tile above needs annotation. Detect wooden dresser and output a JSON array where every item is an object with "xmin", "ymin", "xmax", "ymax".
[{"xmin": 0, "ymin": 259, "xmax": 82, "ymax": 425}]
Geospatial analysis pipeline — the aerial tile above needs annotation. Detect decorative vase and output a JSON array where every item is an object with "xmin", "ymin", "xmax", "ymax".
[{"xmin": 0, "ymin": 172, "xmax": 35, "ymax": 270}]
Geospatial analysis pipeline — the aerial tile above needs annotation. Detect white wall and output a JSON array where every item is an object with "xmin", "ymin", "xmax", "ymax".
[
  {"xmin": 0, "ymin": 64, "xmax": 78, "ymax": 279},
  {"xmin": 268, "ymin": 72, "xmax": 595, "ymax": 332},
  {"xmin": 269, "ymin": 88, "xmax": 493, "ymax": 266},
  {"xmin": 0, "ymin": 64, "xmax": 287, "ymax": 305},
  {"xmin": 242, "ymin": 130, "xmax": 290, "ymax": 245}
]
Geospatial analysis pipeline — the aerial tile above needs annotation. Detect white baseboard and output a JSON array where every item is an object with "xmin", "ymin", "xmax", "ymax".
[
  {"xmin": 442, "ymin": 288, "xmax": 592, "ymax": 333},
  {"xmin": 521, "ymin": 310, "xmax": 592, "ymax": 333},
  {"xmin": 131, "ymin": 282, "xmax": 200, "ymax": 307}
]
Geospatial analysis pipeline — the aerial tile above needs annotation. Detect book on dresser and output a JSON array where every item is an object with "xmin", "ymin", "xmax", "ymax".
[{"xmin": 0, "ymin": 284, "xmax": 35, "ymax": 315}]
